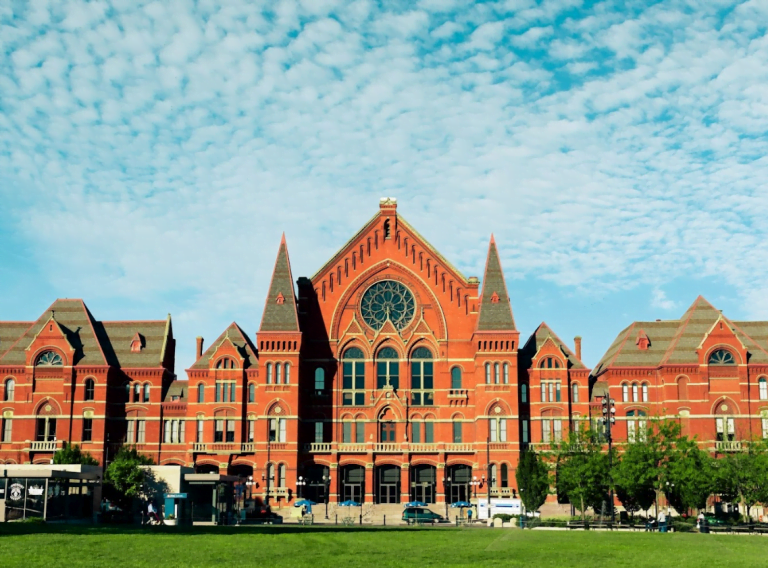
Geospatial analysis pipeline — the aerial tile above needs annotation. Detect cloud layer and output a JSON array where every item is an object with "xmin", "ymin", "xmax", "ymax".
[{"xmin": 1, "ymin": 0, "xmax": 768, "ymax": 365}]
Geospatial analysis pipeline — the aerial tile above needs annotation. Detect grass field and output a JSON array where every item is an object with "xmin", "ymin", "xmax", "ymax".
[{"xmin": 1, "ymin": 525, "xmax": 766, "ymax": 567}]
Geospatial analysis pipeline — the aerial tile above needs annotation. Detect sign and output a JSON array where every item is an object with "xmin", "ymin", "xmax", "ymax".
[
  {"xmin": 478, "ymin": 499, "xmax": 489, "ymax": 520},
  {"xmin": 164, "ymin": 493, "xmax": 187, "ymax": 499},
  {"xmin": 489, "ymin": 498, "xmax": 522, "ymax": 518},
  {"xmin": 9, "ymin": 483, "xmax": 24, "ymax": 501},
  {"xmin": 29, "ymin": 486, "xmax": 44, "ymax": 496}
]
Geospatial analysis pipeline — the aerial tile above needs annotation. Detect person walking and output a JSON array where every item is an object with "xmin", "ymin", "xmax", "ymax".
[
  {"xmin": 467, "ymin": 507, "xmax": 473, "ymax": 524},
  {"xmin": 147, "ymin": 501, "xmax": 158, "ymax": 525},
  {"xmin": 658, "ymin": 511, "xmax": 666, "ymax": 533}
]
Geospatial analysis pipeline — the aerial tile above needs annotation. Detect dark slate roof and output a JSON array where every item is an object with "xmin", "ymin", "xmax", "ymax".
[
  {"xmin": 190, "ymin": 323, "xmax": 257, "ymax": 370},
  {"xmin": 164, "ymin": 380, "xmax": 188, "ymax": 402},
  {"xmin": 0, "ymin": 299, "xmax": 172, "ymax": 369},
  {"xmin": 0, "ymin": 299, "xmax": 107, "ymax": 366},
  {"xmin": 0, "ymin": 322, "xmax": 33, "ymax": 361},
  {"xmin": 259, "ymin": 235, "xmax": 300, "ymax": 332},
  {"xmin": 97, "ymin": 319, "xmax": 171, "ymax": 368},
  {"xmin": 519, "ymin": 323, "xmax": 587, "ymax": 370},
  {"xmin": 476, "ymin": 236, "xmax": 516, "ymax": 331},
  {"xmin": 592, "ymin": 296, "xmax": 768, "ymax": 376}
]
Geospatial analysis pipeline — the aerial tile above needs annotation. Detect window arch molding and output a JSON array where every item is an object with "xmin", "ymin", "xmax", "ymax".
[
  {"xmin": 374, "ymin": 343, "xmax": 403, "ymax": 360},
  {"xmin": 450, "ymin": 366, "xmax": 463, "ymax": 389},
  {"xmin": 84, "ymin": 377, "xmax": 96, "ymax": 401},
  {"xmin": 4, "ymin": 377, "xmax": 16, "ymax": 402},
  {"xmin": 758, "ymin": 376, "xmax": 768, "ymax": 401},
  {"xmin": 214, "ymin": 356, "xmax": 238, "ymax": 370},
  {"xmin": 407, "ymin": 340, "xmax": 438, "ymax": 361},
  {"xmin": 708, "ymin": 348, "xmax": 737, "ymax": 365},
  {"xmin": 35, "ymin": 350, "xmax": 64, "ymax": 366}
]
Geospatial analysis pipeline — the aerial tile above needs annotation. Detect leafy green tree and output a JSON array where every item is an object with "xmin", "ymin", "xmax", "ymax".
[
  {"xmin": 104, "ymin": 446, "xmax": 154, "ymax": 507},
  {"xmin": 515, "ymin": 450, "xmax": 549, "ymax": 513},
  {"xmin": 548, "ymin": 426, "xmax": 609, "ymax": 521},
  {"xmin": 715, "ymin": 441, "xmax": 768, "ymax": 519},
  {"xmin": 53, "ymin": 442, "xmax": 99, "ymax": 466},
  {"xmin": 666, "ymin": 436, "xmax": 715, "ymax": 514}
]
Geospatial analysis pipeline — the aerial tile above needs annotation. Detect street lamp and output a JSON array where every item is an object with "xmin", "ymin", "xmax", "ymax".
[
  {"xmin": 323, "ymin": 474, "xmax": 331, "ymax": 520},
  {"xmin": 246, "ymin": 475, "xmax": 254, "ymax": 505},
  {"xmin": 471, "ymin": 476, "xmax": 480, "ymax": 500},
  {"xmin": 444, "ymin": 476, "xmax": 452, "ymax": 516},
  {"xmin": 296, "ymin": 476, "xmax": 306, "ymax": 499},
  {"xmin": 601, "ymin": 396, "xmax": 616, "ymax": 525},
  {"xmin": 665, "ymin": 481, "xmax": 675, "ymax": 516}
]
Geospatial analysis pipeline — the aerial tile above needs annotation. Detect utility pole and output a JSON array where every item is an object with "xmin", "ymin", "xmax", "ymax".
[{"xmin": 601, "ymin": 396, "xmax": 616, "ymax": 525}]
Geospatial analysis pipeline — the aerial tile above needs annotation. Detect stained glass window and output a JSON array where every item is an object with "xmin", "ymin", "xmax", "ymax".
[
  {"xmin": 36, "ymin": 351, "xmax": 62, "ymax": 366},
  {"xmin": 361, "ymin": 281, "xmax": 415, "ymax": 331},
  {"xmin": 709, "ymin": 349, "xmax": 735, "ymax": 365}
]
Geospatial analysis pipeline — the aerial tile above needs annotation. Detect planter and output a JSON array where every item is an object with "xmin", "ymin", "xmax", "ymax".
[{"xmin": 164, "ymin": 519, "xmax": 177, "ymax": 526}]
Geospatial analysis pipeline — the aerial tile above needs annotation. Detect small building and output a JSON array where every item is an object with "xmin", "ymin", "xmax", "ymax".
[{"xmin": 0, "ymin": 464, "xmax": 101, "ymax": 522}]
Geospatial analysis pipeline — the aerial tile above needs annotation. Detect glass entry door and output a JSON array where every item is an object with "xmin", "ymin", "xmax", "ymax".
[{"xmin": 376, "ymin": 465, "xmax": 400, "ymax": 504}]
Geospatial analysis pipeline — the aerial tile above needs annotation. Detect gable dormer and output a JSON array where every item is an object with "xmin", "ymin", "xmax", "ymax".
[
  {"xmin": 26, "ymin": 315, "xmax": 76, "ymax": 367},
  {"xmin": 698, "ymin": 315, "xmax": 747, "ymax": 368},
  {"xmin": 636, "ymin": 330, "xmax": 650, "ymax": 351},
  {"xmin": 130, "ymin": 332, "xmax": 144, "ymax": 353}
]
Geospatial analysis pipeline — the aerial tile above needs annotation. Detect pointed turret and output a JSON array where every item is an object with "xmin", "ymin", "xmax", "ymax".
[
  {"xmin": 476, "ymin": 235, "xmax": 516, "ymax": 331},
  {"xmin": 259, "ymin": 234, "xmax": 300, "ymax": 332}
]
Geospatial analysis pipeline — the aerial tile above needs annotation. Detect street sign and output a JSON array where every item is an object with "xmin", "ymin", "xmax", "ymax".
[{"xmin": 164, "ymin": 493, "xmax": 188, "ymax": 499}]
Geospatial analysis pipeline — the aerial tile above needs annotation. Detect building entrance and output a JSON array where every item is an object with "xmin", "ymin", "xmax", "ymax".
[
  {"xmin": 410, "ymin": 465, "xmax": 436, "ymax": 503},
  {"xmin": 341, "ymin": 465, "xmax": 365, "ymax": 503},
  {"xmin": 447, "ymin": 464, "xmax": 471, "ymax": 503},
  {"xmin": 375, "ymin": 465, "xmax": 400, "ymax": 504}
]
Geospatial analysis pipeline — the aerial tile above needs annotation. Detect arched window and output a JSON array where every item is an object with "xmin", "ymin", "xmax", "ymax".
[
  {"xmin": 677, "ymin": 377, "xmax": 688, "ymax": 401},
  {"xmin": 622, "ymin": 383, "xmax": 629, "ymax": 402},
  {"xmin": 84, "ymin": 379, "xmax": 95, "ymax": 401},
  {"xmin": 285, "ymin": 362, "xmax": 291, "ymax": 384},
  {"xmin": 627, "ymin": 410, "xmax": 649, "ymax": 442},
  {"xmin": 4, "ymin": 378, "xmax": 15, "ymax": 402},
  {"xmin": 267, "ymin": 463, "xmax": 275, "ymax": 484},
  {"xmin": 571, "ymin": 382, "xmax": 579, "ymax": 403},
  {"xmin": 36, "ymin": 351, "xmax": 62, "ymax": 366},
  {"xmin": 489, "ymin": 415, "xmax": 507, "ymax": 442},
  {"xmin": 494, "ymin": 363, "xmax": 500, "ymax": 384},
  {"xmin": 133, "ymin": 383, "xmax": 140, "ymax": 403},
  {"xmin": 485, "ymin": 362, "xmax": 491, "ymax": 384},
  {"xmin": 197, "ymin": 383, "xmax": 205, "ymax": 403},
  {"xmin": 266, "ymin": 363, "xmax": 273, "ymax": 384},
  {"xmin": 521, "ymin": 384, "xmax": 528, "ymax": 403},
  {"xmin": 275, "ymin": 363, "xmax": 282, "ymax": 384},
  {"xmin": 500, "ymin": 463, "xmax": 508, "ymax": 488},
  {"xmin": 641, "ymin": 383, "xmax": 649, "ymax": 402},
  {"xmin": 315, "ymin": 368, "xmax": 325, "ymax": 392},
  {"xmin": 503, "ymin": 363, "xmax": 509, "ymax": 384},
  {"xmin": 709, "ymin": 349, "xmax": 735, "ymax": 365},
  {"xmin": 452, "ymin": 416, "xmax": 463, "ymax": 443},
  {"xmin": 632, "ymin": 383, "xmax": 639, "ymax": 402},
  {"xmin": 376, "ymin": 347, "xmax": 399, "ymax": 389},
  {"xmin": 490, "ymin": 464, "xmax": 498, "ymax": 487},
  {"xmin": 451, "ymin": 367, "xmax": 462, "ymax": 389},
  {"xmin": 410, "ymin": 347, "xmax": 433, "ymax": 406},
  {"xmin": 143, "ymin": 383, "xmax": 150, "ymax": 403},
  {"xmin": 248, "ymin": 383, "xmax": 255, "ymax": 403},
  {"xmin": 343, "ymin": 347, "xmax": 365, "ymax": 406},
  {"xmin": 759, "ymin": 378, "xmax": 768, "ymax": 401},
  {"xmin": 216, "ymin": 357, "xmax": 236, "ymax": 369},
  {"xmin": 278, "ymin": 464, "xmax": 286, "ymax": 488}
]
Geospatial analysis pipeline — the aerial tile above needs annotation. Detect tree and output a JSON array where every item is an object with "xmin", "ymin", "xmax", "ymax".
[
  {"xmin": 515, "ymin": 449, "xmax": 549, "ymax": 513},
  {"xmin": 548, "ymin": 426, "xmax": 609, "ymax": 521},
  {"xmin": 53, "ymin": 442, "xmax": 99, "ymax": 466},
  {"xmin": 666, "ymin": 436, "xmax": 715, "ymax": 514},
  {"xmin": 715, "ymin": 441, "xmax": 768, "ymax": 519},
  {"xmin": 104, "ymin": 446, "xmax": 154, "ymax": 508}
]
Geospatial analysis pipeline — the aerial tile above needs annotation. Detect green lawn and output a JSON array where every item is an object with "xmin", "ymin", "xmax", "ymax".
[{"xmin": 1, "ymin": 525, "xmax": 766, "ymax": 567}]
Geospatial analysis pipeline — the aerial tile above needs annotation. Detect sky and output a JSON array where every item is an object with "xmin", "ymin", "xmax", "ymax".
[{"xmin": 1, "ymin": 0, "xmax": 768, "ymax": 371}]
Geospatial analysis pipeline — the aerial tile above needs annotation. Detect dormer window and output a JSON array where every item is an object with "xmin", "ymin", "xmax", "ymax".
[
  {"xmin": 276, "ymin": 293, "xmax": 285, "ymax": 305},
  {"xmin": 216, "ymin": 357, "xmax": 237, "ymax": 370},
  {"xmin": 36, "ymin": 351, "xmax": 62, "ymax": 366},
  {"xmin": 636, "ymin": 331, "xmax": 650, "ymax": 351},
  {"xmin": 490, "ymin": 292, "xmax": 500, "ymax": 304},
  {"xmin": 130, "ymin": 333, "xmax": 143, "ymax": 353},
  {"xmin": 539, "ymin": 357, "xmax": 561, "ymax": 369},
  {"xmin": 709, "ymin": 349, "xmax": 735, "ymax": 365}
]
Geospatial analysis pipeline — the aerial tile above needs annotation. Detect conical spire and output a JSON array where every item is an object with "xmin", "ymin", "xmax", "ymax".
[
  {"xmin": 477, "ymin": 235, "xmax": 516, "ymax": 331},
  {"xmin": 259, "ymin": 234, "xmax": 300, "ymax": 332}
]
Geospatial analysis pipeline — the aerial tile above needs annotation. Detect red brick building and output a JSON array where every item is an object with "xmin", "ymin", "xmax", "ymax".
[{"xmin": 6, "ymin": 201, "xmax": 766, "ymax": 508}]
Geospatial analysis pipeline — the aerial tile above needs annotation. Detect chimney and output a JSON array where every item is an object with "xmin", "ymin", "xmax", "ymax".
[
  {"xmin": 196, "ymin": 336, "xmax": 204, "ymax": 360},
  {"xmin": 574, "ymin": 336, "xmax": 582, "ymax": 361}
]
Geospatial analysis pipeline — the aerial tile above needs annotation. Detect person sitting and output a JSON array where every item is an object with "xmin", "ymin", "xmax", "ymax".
[{"xmin": 147, "ymin": 501, "xmax": 159, "ymax": 524}]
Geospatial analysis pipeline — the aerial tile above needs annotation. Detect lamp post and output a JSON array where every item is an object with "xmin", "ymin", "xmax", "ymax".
[
  {"xmin": 601, "ymin": 396, "xmax": 616, "ymax": 525},
  {"xmin": 444, "ymin": 476, "xmax": 451, "ymax": 517},
  {"xmin": 246, "ymin": 475, "xmax": 254, "ymax": 505},
  {"xmin": 665, "ymin": 481, "xmax": 675, "ymax": 516},
  {"xmin": 296, "ymin": 476, "xmax": 306, "ymax": 499},
  {"xmin": 470, "ymin": 476, "xmax": 480, "ymax": 500},
  {"xmin": 323, "ymin": 474, "xmax": 331, "ymax": 520}
]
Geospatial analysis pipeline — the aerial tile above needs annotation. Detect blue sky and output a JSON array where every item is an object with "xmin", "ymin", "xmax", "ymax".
[{"xmin": 1, "ymin": 0, "xmax": 767, "ymax": 369}]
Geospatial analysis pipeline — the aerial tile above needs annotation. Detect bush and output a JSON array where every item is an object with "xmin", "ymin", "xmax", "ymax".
[
  {"xmin": 672, "ymin": 521, "xmax": 695, "ymax": 533},
  {"xmin": 22, "ymin": 517, "xmax": 46, "ymax": 524}
]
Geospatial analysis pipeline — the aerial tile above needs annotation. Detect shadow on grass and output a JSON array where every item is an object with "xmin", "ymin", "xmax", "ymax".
[{"xmin": 0, "ymin": 523, "xmax": 448, "ymax": 538}]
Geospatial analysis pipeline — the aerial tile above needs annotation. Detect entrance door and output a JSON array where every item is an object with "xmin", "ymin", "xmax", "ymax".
[
  {"xmin": 447, "ymin": 464, "xmax": 471, "ymax": 504},
  {"xmin": 376, "ymin": 465, "xmax": 401, "ymax": 504},
  {"xmin": 380, "ymin": 422, "xmax": 396, "ymax": 442},
  {"xmin": 343, "ymin": 484, "xmax": 363, "ymax": 503},
  {"xmin": 411, "ymin": 465, "xmax": 436, "ymax": 503},
  {"xmin": 341, "ymin": 465, "xmax": 365, "ymax": 504}
]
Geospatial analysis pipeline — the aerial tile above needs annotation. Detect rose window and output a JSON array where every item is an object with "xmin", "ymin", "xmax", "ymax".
[{"xmin": 361, "ymin": 281, "xmax": 415, "ymax": 331}]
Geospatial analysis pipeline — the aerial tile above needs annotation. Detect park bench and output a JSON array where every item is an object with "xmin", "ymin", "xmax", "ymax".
[{"xmin": 566, "ymin": 521, "xmax": 587, "ymax": 530}]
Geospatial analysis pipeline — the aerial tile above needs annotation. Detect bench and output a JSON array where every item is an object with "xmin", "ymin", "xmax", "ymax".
[{"xmin": 566, "ymin": 521, "xmax": 587, "ymax": 530}]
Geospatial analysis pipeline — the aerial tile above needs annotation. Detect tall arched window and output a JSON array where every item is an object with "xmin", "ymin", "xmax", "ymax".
[
  {"xmin": 677, "ymin": 377, "xmax": 688, "ymax": 400},
  {"xmin": 490, "ymin": 464, "xmax": 498, "ymax": 488},
  {"xmin": 376, "ymin": 347, "xmax": 399, "ymax": 389},
  {"xmin": 622, "ymin": 383, "xmax": 629, "ymax": 402},
  {"xmin": 216, "ymin": 357, "xmax": 236, "ymax": 369},
  {"xmin": 4, "ymin": 378, "xmax": 15, "ymax": 402},
  {"xmin": 343, "ymin": 347, "xmax": 365, "ymax": 406},
  {"xmin": 709, "ymin": 349, "xmax": 735, "ymax": 365},
  {"xmin": 485, "ymin": 362, "xmax": 491, "ymax": 384},
  {"xmin": 143, "ymin": 383, "xmax": 150, "ymax": 403},
  {"xmin": 278, "ymin": 464, "xmax": 286, "ymax": 488},
  {"xmin": 275, "ymin": 363, "xmax": 282, "ymax": 384},
  {"xmin": 452, "ymin": 416, "xmax": 463, "ymax": 443},
  {"xmin": 494, "ymin": 363, "xmax": 500, "ymax": 384},
  {"xmin": 632, "ymin": 383, "xmax": 639, "ymax": 402},
  {"xmin": 285, "ymin": 362, "xmax": 290, "ymax": 384},
  {"xmin": 571, "ymin": 382, "xmax": 579, "ymax": 403},
  {"xmin": 500, "ymin": 463, "xmax": 509, "ymax": 488},
  {"xmin": 410, "ymin": 347, "xmax": 433, "ymax": 406},
  {"xmin": 503, "ymin": 363, "xmax": 509, "ymax": 384},
  {"xmin": 197, "ymin": 383, "xmax": 205, "ymax": 403},
  {"xmin": 36, "ymin": 351, "xmax": 63, "ymax": 366},
  {"xmin": 759, "ymin": 377, "xmax": 768, "ymax": 401},
  {"xmin": 315, "ymin": 368, "xmax": 325, "ymax": 392},
  {"xmin": 133, "ymin": 383, "xmax": 140, "ymax": 403},
  {"xmin": 451, "ymin": 367, "xmax": 462, "ymax": 389},
  {"xmin": 641, "ymin": 383, "xmax": 649, "ymax": 402},
  {"xmin": 84, "ymin": 379, "xmax": 95, "ymax": 401},
  {"xmin": 266, "ymin": 363, "xmax": 273, "ymax": 384},
  {"xmin": 248, "ymin": 383, "xmax": 255, "ymax": 403},
  {"xmin": 521, "ymin": 384, "xmax": 528, "ymax": 403}
]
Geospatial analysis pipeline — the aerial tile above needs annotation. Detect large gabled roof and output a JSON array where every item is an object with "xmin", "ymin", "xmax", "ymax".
[
  {"xmin": 519, "ymin": 322, "xmax": 587, "ymax": 370},
  {"xmin": 190, "ymin": 322, "xmax": 257, "ymax": 370},
  {"xmin": 592, "ymin": 295, "xmax": 768, "ymax": 376}
]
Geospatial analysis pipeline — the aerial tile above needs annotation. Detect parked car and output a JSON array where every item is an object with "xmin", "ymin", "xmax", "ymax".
[
  {"xmin": 402, "ymin": 507, "xmax": 448, "ymax": 525},
  {"xmin": 703, "ymin": 513, "xmax": 727, "ymax": 526},
  {"xmin": 246, "ymin": 504, "xmax": 283, "ymax": 524}
]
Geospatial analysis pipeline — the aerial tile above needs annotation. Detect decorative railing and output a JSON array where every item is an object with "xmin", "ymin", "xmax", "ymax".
[
  {"xmin": 374, "ymin": 443, "xmax": 401, "ymax": 453},
  {"xmin": 445, "ymin": 443, "xmax": 473, "ymax": 453},
  {"xmin": 338, "ymin": 443, "xmax": 367, "ymax": 453},
  {"xmin": 192, "ymin": 442, "xmax": 207, "ymax": 452},
  {"xmin": 29, "ymin": 441, "xmax": 60, "ymax": 451},
  {"xmin": 305, "ymin": 443, "xmax": 333, "ymax": 453},
  {"xmin": 715, "ymin": 440, "xmax": 743, "ymax": 452},
  {"xmin": 409, "ymin": 443, "xmax": 439, "ymax": 453},
  {"xmin": 263, "ymin": 487, "xmax": 289, "ymax": 497},
  {"xmin": 448, "ymin": 389, "xmax": 468, "ymax": 399},
  {"xmin": 269, "ymin": 443, "xmax": 288, "ymax": 450},
  {"xmin": 489, "ymin": 488, "xmax": 514, "ymax": 498},
  {"xmin": 488, "ymin": 442, "xmax": 510, "ymax": 451},
  {"xmin": 241, "ymin": 443, "xmax": 255, "ymax": 452}
]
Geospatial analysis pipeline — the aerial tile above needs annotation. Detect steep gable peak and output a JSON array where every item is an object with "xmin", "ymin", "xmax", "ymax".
[
  {"xmin": 476, "ymin": 236, "xmax": 516, "ymax": 332},
  {"xmin": 259, "ymin": 236, "xmax": 300, "ymax": 333}
]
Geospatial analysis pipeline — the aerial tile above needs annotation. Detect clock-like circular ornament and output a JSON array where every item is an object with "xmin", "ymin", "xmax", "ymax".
[{"xmin": 361, "ymin": 280, "xmax": 416, "ymax": 331}]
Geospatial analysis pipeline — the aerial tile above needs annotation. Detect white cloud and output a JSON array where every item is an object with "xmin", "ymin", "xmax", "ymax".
[{"xmin": 651, "ymin": 289, "xmax": 677, "ymax": 311}]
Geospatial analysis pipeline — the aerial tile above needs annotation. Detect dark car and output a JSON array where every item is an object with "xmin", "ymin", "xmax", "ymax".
[
  {"xmin": 246, "ymin": 504, "xmax": 283, "ymax": 524},
  {"xmin": 402, "ymin": 507, "xmax": 448, "ymax": 525}
]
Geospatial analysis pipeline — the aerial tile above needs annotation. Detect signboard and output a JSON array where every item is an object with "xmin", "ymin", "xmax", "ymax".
[
  {"xmin": 478, "ymin": 499, "xmax": 489, "ymax": 520},
  {"xmin": 489, "ymin": 498, "xmax": 522, "ymax": 518},
  {"xmin": 29, "ymin": 486, "xmax": 45, "ymax": 496},
  {"xmin": 164, "ymin": 493, "xmax": 187, "ymax": 499},
  {"xmin": 9, "ymin": 483, "xmax": 24, "ymax": 502}
]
